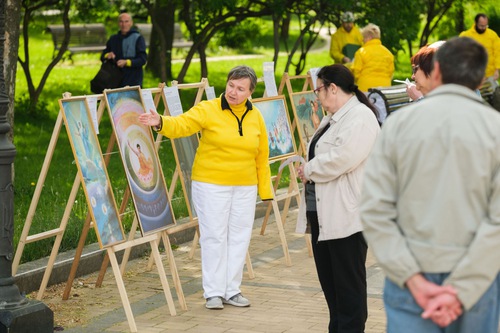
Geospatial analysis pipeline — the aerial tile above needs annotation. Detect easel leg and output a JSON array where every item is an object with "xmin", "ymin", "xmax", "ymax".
[
  {"xmin": 162, "ymin": 233, "xmax": 187, "ymax": 311},
  {"xmin": 271, "ymin": 199, "xmax": 292, "ymax": 266},
  {"xmin": 62, "ymin": 213, "xmax": 92, "ymax": 300},
  {"xmin": 150, "ymin": 238, "xmax": 177, "ymax": 316},
  {"xmin": 37, "ymin": 174, "xmax": 81, "ymax": 300},
  {"xmin": 96, "ymin": 179, "xmax": 131, "ymax": 287},
  {"xmin": 261, "ymin": 167, "xmax": 284, "ymax": 236},
  {"xmin": 188, "ymin": 226, "xmax": 199, "ymax": 259},
  {"xmin": 260, "ymin": 201, "xmax": 273, "ymax": 236},
  {"xmin": 120, "ymin": 216, "xmax": 139, "ymax": 275},
  {"xmin": 107, "ymin": 248, "xmax": 138, "ymax": 333},
  {"xmin": 245, "ymin": 251, "xmax": 255, "ymax": 279},
  {"xmin": 96, "ymin": 253, "xmax": 110, "ymax": 287},
  {"xmin": 13, "ymin": 111, "xmax": 64, "ymax": 275},
  {"xmin": 305, "ymin": 234, "xmax": 313, "ymax": 257}
]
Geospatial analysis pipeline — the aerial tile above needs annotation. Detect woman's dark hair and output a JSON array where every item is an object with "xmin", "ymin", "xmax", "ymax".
[{"xmin": 316, "ymin": 64, "xmax": 379, "ymax": 120}]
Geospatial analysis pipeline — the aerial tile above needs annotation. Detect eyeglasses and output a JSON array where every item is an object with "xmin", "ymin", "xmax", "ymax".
[
  {"xmin": 313, "ymin": 85, "xmax": 325, "ymax": 96},
  {"xmin": 412, "ymin": 65, "xmax": 420, "ymax": 75}
]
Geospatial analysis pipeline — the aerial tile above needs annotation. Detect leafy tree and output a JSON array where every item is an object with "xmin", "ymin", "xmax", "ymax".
[
  {"xmin": 178, "ymin": 0, "xmax": 272, "ymax": 82},
  {"xmin": 359, "ymin": 0, "xmax": 420, "ymax": 57},
  {"xmin": 18, "ymin": 0, "xmax": 71, "ymax": 114},
  {"xmin": 71, "ymin": 0, "xmax": 116, "ymax": 23}
]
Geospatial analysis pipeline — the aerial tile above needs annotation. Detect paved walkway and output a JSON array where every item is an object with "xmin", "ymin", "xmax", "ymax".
[{"xmin": 51, "ymin": 207, "xmax": 386, "ymax": 333}]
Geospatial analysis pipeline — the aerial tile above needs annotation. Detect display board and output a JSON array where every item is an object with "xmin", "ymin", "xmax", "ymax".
[
  {"xmin": 252, "ymin": 95, "xmax": 296, "ymax": 162},
  {"xmin": 289, "ymin": 91, "xmax": 326, "ymax": 153},
  {"xmin": 104, "ymin": 87, "xmax": 176, "ymax": 235},
  {"xmin": 60, "ymin": 97, "xmax": 125, "ymax": 248}
]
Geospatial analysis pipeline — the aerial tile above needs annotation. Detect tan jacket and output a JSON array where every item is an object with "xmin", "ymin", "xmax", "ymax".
[
  {"xmin": 360, "ymin": 84, "xmax": 500, "ymax": 310},
  {"xmin": 296, "ymin": 96, "xmax": 380, "ymax": 241}
]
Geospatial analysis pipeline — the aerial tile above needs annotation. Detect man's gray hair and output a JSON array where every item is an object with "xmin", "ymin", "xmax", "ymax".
[
  {"xmin": 227, "ymin": 66, "xmax": 257, "ymax": 92},
  {"xmin": 434, "ymin": 37, "xmax": 487, "ymax": 90}
]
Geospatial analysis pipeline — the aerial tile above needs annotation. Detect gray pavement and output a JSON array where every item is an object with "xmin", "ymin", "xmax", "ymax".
[{"xmin": 47, "ymin": 207, "xmax": 387, "ymax": 333}]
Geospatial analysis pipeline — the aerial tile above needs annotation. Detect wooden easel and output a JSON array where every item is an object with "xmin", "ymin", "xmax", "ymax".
[
  {"xmin": 60, "ymin": 94, "xmax": 178, "ymax": 332},
  {"xmin": 108, "ymin": 228, "xmax": 178, "ymax": 332},
  {"xmin": 87, "ymin": 85, "xmax": 188, "ymax": 311},
  {"xmin": 258, "ymin": 72, "xmax": 316, "ymax": 257},
  {"xmin": 13, "ymin": 93, "xmax": 179, "ymax": 332},
  {"xmin": 62, "ymin": 86, "xmax": 174, "ymax": 301},
  {"xmin": 12, "ymin": 93, "xmax": 109, "ymax": 300}
]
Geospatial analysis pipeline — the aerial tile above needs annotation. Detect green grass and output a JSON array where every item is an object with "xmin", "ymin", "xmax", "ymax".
[{"xmin": 13, "ymin": 23, "xmax": 412, "ymax": 264}]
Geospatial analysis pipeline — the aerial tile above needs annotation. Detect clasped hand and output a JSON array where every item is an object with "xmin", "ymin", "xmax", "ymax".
[{"xmin": 407, "ymin": 274, "xmax": 463, "ymax": 327}]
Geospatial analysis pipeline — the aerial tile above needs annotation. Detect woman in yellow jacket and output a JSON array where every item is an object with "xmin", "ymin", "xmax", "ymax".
[
  {"xmin": 351, "ymin": 23, "xmax": 394, "ymax": 92},
  {"xmin": 138, "ymin": 66, "xmax": 273, "ymax": 310}
]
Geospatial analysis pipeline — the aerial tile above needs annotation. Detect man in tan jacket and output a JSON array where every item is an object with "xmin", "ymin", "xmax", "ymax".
[{"xmin": 360, "ymin": 37, "xmax": 500, "ymax": 332}]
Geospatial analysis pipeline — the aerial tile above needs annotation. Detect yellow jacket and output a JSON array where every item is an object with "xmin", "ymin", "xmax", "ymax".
[
  {"xmin": 460, "ymin": 26, "xmax": 500, "ymax": 77},
  {"xmin": 351, "ymin": 38, "xmax": 394, "ymax": 92},
  {"xmin": 156, "ymin": 95, "xmax": 273, "ymax": 200},
  {"xmin": 330, "ymin": 26, "xmax": 363, "ymax": 64}
]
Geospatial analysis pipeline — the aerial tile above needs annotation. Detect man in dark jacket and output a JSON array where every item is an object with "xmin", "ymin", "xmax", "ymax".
[{"xmin": 101, "ymin": 12, "xmax": 147, "ymax": 87}]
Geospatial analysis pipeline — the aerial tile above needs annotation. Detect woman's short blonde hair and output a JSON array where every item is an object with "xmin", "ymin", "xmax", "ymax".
[{"xmin": 362, "ymin": 23, "xmax": 380, "ymax": 40}]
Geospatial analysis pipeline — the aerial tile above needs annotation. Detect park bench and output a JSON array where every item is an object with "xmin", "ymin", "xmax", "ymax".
[
  {"xmin": 47, "ymin": 23, "xmax": 107, "ymax": 61},
  {"xmin": 47, "ymin": 22, "xmax": 193, "ymax": 63},
  {"xmin": 135, "ymin": 23, "xmax": 193, "ymax": 49},
  {"xmin": 479, "ymin": 79, "xmax": 497, "ymax": 104},
  {"xmin": 368, "ymin": 84, "xmax": 411, "ymax": 123}
]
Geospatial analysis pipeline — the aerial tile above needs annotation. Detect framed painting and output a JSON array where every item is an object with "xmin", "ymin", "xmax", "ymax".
[
  {"xmin": 252, "ymin": 95, "xmax": 296, "ymax": 162},
  {"xmin": 59, "ymin": 97, "xmax": 125, "ymax": 248},
  {"xmin": 104, "ymin": 86, "xmax": 176, "ymax": 235},
  {"xmin": 162, "ymin": 85, "xmax": 200, "ymax": 219},
  {"xmin": 172, "ymin": 136, "xmax": 198, "ymax": 219},
  {"xmin": 289, "ymin": 91, "xmax": 326, "ymax": 153}
]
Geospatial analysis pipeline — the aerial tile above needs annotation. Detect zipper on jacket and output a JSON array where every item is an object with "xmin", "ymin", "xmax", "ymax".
[{"xmin": 229, "ymin": 108, "xmax": 250, "ymax": 136}]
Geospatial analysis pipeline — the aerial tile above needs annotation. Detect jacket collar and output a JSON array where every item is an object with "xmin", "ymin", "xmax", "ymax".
[
  {"xmin": 331, "ymin": 95, "xmax": 361, "ymax": 124},
  {"xmin": 426, "ymin": 84, "xmax": 485, "ymax": 103},
  {"xmin": 221, "ymin": 93, "xmax": 253, "ymax": 111}
]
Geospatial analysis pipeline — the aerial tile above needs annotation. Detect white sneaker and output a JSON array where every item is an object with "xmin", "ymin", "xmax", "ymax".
[
  {"xmin": 223, "ymin": 293, "xmax": 250, "ymax": 307},
  {"xmin": 205, "ymin": 296, "xmax": 224, "ymax": 309}
]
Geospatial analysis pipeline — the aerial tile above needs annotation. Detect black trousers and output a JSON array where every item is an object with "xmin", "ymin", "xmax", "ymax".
[{"xmin": 307, "ymin": 211, "xmax": 368, "ymax": 333}]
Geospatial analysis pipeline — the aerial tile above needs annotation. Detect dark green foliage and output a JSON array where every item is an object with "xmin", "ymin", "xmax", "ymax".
[
  {"xmin": 359, "ymin": 0, "xmax": 420, "ymax": 54},
  {"xmin": 15, "ymin": 94, "xmax": 50, "ymax": 120},
  {"xmin": 217, "ymin": 20, "xmax": 262, "ymax": 52},
  {"xmin": 486, "ymin": 6, "xmax": 500, "ymax": 34}
]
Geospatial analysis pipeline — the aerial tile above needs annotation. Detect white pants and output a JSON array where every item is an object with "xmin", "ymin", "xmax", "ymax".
[{"xmin": 192, "ymin": 181, "xmax": 257, "ymax": 299}]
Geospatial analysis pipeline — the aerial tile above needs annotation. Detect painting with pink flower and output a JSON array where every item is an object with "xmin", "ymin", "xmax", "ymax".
[
  {"xmin": 290, "ymin": 91, "xmax": 325, "ymax": 153},
  {"xmin": 104, "ymin": 87, "xmax": 176, "ymax": 235}
]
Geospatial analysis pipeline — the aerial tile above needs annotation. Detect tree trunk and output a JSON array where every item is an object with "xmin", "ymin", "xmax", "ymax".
[
  {"xmin": 455, "ymin": 4, "xmax": 465, "ymax": 35},
  {"xmin": 280, "ymin": 13, "xmax": 290, "ymax": 40},
  {"xmin": 272, "ymin": 13, "xmax": 281, "ymax": 70},
  {"xmin": 146, "ymin": 0, "xmax": 176, "ymax": 82},
  {"xmin": 5, "ymin": 0, "xmax": 22, "ymax": 143}
]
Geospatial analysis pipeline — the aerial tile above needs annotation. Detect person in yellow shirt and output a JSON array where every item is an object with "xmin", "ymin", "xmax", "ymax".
[
  {"xmin": 330, "ymin": 11, "xmax": 363, "ymax": 67},
  {"xmin": 351, "ymin": 23, "xmax": 394, "ymax": 92},
  {"xmin": 460, "ymin": 13, "xmax": 500, "ymax": 80},
  {"xmin": 138, "ymin": 65, "xmax": 273, "ymax": 310}
]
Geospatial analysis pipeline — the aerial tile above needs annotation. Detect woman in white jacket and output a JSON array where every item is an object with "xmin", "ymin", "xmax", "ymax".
[{"xmin": 296, "ymin": 64, "xmax": 380, "ymax": 333}]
